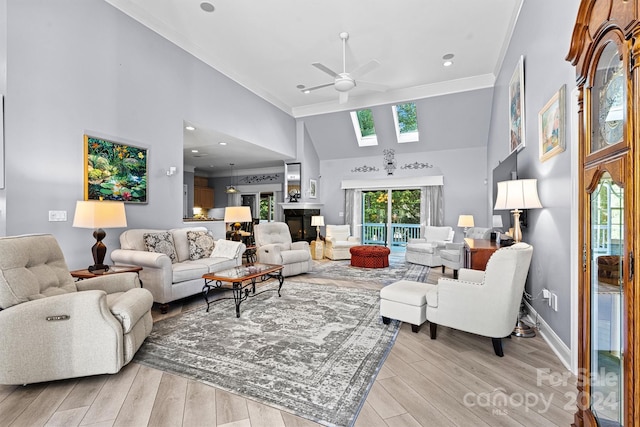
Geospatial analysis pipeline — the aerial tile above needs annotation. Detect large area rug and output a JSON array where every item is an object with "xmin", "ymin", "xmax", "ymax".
[
  {"xmin": 308, "ymin": 253, "xmax": 430, "ymax": 284},
  {"xmin": 135, "ymin": 281, "xmax": 400, "ymax": 427}
]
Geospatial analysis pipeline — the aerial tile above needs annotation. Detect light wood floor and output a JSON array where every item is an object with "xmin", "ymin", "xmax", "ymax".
[{"xmin": 0, "ymin": 260, "xmax": 576, "ymax": 426}]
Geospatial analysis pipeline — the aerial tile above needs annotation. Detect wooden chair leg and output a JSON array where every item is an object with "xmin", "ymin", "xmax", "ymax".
[
  {"xmin": 429, "ymin": 322, "xmax": 437, "ymax": 339},
  {"xmin": 492, "ymin": 338, "xmax": 504, "ymax": 357},
  {"xmin": 453, "ymin": 269, "xmax": 458, "ymax": 279},
  {"xmin": 411, "ymin": 324, "xmax": 420, "ymax": 333},
  {"xmin": 382, "ymin": 316, "xmax": 390, "ymax": 325},
  {"xmin": 442, "ymin": 266, "xmax": 445, "ymax": 273}
]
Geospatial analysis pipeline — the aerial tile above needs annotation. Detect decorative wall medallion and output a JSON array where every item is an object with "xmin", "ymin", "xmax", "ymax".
[
  {"xmin": 401, "ymin": 161, "xmax": 434, "ymax": 170},
  {"xmin": 383, "ymin": 149, "xmax": 396, "ymax": 175},
  {"xmin": 351, "ymin": 165, "xmax": 379, "ymax": 173}
]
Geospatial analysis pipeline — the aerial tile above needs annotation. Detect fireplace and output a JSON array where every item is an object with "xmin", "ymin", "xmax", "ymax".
[{"xmin": 284, "ymin": 208, "xmax": 320, "ymax": 242}]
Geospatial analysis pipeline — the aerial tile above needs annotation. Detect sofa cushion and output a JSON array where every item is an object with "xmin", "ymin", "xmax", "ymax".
[
  {"xmin": 187, "ymin": 231, "xmax": 215, "ymax": 260},
  {"xmin": 406, "ymin": 243, "xmax": 437, "ymax": 254},
  {"xmin": 172, "ymin": 262, "xmax": 209, "ymax": 283},
  {"xmin": 281, "ymin": 249, "xmax": 311, "ymax": 265},
  {"xmin": 170, "ymin": 227, "xmax": 209, "ymax": 262},
  {"xmin": 143, "ymin": 232, "xmax": 177, "ymax": 263}
]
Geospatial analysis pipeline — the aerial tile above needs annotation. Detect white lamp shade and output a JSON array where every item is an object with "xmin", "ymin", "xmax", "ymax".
[
  {"xmin": 311, "ymin": 215, "xmax": 325, "ymax": 227},
  {"xmin": 224, "ymin": 206, "xmax": 252, "ymax": 223},
  {"xmin": 492, "ymin": 215, "xmax": 504, "ymax": 228},
  {"xmin": 72, "ymin": 200, "xmax": 127, "ymax": 229},
  {"xmin": 494, "ymin": 179, "xmax": 543, "ymax": 210},
  {"xmin": 457, "ymin": 214, "xmax": 474, "ymax": 228}
]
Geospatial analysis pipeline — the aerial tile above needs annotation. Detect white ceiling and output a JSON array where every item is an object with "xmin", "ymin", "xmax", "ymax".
[{"xmin": 105, "ymin": 0, "xmax": 523, "ymax": 172}]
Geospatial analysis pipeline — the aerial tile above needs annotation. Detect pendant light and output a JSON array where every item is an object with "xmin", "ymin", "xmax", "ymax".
[{"xmin": 226, "ymin": 163, "xmax": 238, "ymax": 194}]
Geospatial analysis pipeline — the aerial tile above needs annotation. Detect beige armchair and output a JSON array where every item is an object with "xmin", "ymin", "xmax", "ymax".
[
  {"xmin": 324, "ymin": 225, "xmax": 361, "ymax": 260},
  {"xmin": 440, "ymin": 242, "xmax": 465, "ymax": 279},
  {"xmin": 426, "ymin": 242, "xmax": 534, "ymax": 356},
  {"xmin": 254, "ymin": 222, "xmax": 312, "ymax": 277},
  {"xmin": 405, "ymin": 226, "xmax": 454, "ymax": 267},
  {"xmin": 0, "ymin": 234, "xmax": 153, "ymax": 385}
]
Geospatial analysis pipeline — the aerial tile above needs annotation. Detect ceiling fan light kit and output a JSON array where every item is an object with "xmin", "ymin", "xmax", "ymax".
[{"xmin": 303, "ymin": 31, "xmax": 386, "ymax": 104}]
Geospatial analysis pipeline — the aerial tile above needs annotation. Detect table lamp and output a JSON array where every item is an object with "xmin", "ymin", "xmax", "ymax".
[
  {"xmin": 494, "ymin": 179, "xmax": 543, "ymax": 242},
  {"xmin": 311, "ymin": 215, "xmax": 324, "ymax": 241},
  {"xmin": 492, "ymin": 214, "xmax": 504, "ymax": 231},
  {"xmin": 224, "ymin": 206, "xmax": 252, "ymax": 241},
  {"xmin": 457, "ymin": 214, "xmax": 474, "ymax": 237},
  {"xmin": 73, "ymin": 200, "xmax": 127, "ymax": 272}
]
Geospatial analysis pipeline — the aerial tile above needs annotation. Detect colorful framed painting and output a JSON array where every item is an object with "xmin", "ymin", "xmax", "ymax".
[
  {"xmin": 84, "ymin": 134, "xmax": 148, "ymax": 203},
  {"xmin": 509, "ymin": 56, "xmax": 526, "ymax": 154},
  {"xmin": 538, "ymin": 85, "xmax": 566, "ymax": 162},
  {"xmin": 309, "ymin": 179, "xmax": 317, "ymax": 199}
]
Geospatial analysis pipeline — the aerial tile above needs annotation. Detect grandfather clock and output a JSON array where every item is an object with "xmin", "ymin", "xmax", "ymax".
[{"xmin": 567, "ymin": 1, "xmax": 639, "ymax": 426}]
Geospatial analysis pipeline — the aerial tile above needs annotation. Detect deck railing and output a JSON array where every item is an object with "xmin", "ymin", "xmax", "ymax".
[{"xmin": 361, "ymin": 223, "xmax": 420, "ymax": 247}]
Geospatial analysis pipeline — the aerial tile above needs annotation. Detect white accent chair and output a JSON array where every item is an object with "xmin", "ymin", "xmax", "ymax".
[
  {"xmin": 439, "ymin": 242, "xmax": 465, "ymax": 279},
  {"xmin": 324, "ymin": 225, "xmax": 361, "ymax": 260},
  {"xmin": 466, "ymin": 227, "xmax": 492, "ymax": 240},
  {"xmin": 405, "ymin": 226, "xmax": 454, "ymax": 267},
  {"xmin": 254, "ymin": 222, "xmax": 313, "ymax": 277},
  {"xmin": 427, "ymin": 242, "xmax": 534, "ymax": 356},
  {"xmin": 0, "ymin": 234, "xmax": 154, "ymax": 385}
]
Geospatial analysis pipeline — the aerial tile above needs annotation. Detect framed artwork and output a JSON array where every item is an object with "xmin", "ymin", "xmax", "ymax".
[
  {"xmin": 509, "ymin": 56, "xmax": 526, "ymax": 154},
  {"xmin": 309, "ymin": 179, "xmax": 317, "ymax": 199},
  {"xmin": 0, "ymin": 95, "xmax": 4, "ymax": 189},
  {"xmin": 84, "ymin": 134, "xmax": 148, "ymax": 203},
  {"xmin": 538, "ymin": 84, "xmax": 566, "ymax": 162}
]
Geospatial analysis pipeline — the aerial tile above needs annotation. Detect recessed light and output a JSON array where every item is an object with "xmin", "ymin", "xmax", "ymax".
[
  {"xmin": 185, "ymin": 125, "xmax": 196, "ymax": 131},
  {"xmin": 443, "ymin": 60, "xmax": 453, "ymax": 67},
  {"xmin": 200, "ymin": 2, "xmax": 215, "ymax": 12},
  {"xmin": 296, "ymin": 84, "xmax": 305, "ymax": 89},
  {"xmin": 219, "ymin": 142, "xmax": 227, "ymax": 146},
  {"xmin": 303, "ymin": 90, "xmax": 311, "ymax": 94},
  {"xmin": 442, "ymin": 53, "xmax": 454, "ymax": 67},
  {"xmin": 191, "ymin": 149, "xmax": 199, "ymax": 153}
]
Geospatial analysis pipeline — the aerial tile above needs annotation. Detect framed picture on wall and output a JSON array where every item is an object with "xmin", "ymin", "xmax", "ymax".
[
  {"xmin": 309, "ymin": 179, "xmax": 317, "ymax": 199},
  {"xmin": 538, "ymin": 84, "xmax": 566, "ymax": 162},
  {"xmin": 509, "ymin": 55, "xmax": 526, "ymax": 154},
  {"xmin": 84, "ymin": 134, "xmax": 148, "ymax": 203}
]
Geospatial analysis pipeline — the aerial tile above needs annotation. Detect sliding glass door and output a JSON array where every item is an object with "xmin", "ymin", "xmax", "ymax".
[{"xmin": 362, "ymin": 189, "xmax": 421, "ymax": 247}]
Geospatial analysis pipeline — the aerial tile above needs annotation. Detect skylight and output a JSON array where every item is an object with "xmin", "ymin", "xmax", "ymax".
[
  {"xmin": 350, "ymin": 109, "xmax": 378, "ymax": 147},
  {"xmin": 392, "ymin": 103, "xmax": 419, "ymax": 143}
]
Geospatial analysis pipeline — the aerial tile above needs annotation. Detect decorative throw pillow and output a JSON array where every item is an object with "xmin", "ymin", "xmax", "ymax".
[
  {"xmin": 143, "ymin": 232, "xmax": 177, "ymax": 263},
  {"xmin": 187, "ymin": 230, "xmax": 215, "ymax": 260}
]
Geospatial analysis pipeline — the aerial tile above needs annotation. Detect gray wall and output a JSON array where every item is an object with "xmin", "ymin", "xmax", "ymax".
[
  {"xmin": 486, "ymin": 0, "xmax": 580, "ymax": 346},
  {"xmin": 320, "ymin": 147, "xmax": 488, "ymax": 239},
  {"xmin": 4, "ymin": 0, "xmax": 296, "ymax": 269}
]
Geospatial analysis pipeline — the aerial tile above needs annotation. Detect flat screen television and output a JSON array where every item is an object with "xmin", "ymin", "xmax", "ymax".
[{"xmin": 492, "ymin": 151, "xmax": 517, "ymax": 232}]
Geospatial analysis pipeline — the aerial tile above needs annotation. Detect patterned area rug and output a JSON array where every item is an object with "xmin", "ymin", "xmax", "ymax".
[
  {"xmin": 308, "ymin": 253, "xmax": 430, "ymax": 285},
  {"xmin": 135, "ymin": 281, "xmax": 400, "ymax": 427}
]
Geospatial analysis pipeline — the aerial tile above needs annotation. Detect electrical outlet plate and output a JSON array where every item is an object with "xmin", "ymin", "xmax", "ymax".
[{"xmin": 48, "ymin": 210, "xmax": 67, "ymax": 222}]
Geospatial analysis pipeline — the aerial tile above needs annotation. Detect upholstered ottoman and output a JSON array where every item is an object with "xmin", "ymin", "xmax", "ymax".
[
  {"xmin": 380, "ymin": 280, "xmax": 436, "ymax": 332},
  {"xmin": 350, "ymin": 245, "xmax": 391, "ymax": 268}
]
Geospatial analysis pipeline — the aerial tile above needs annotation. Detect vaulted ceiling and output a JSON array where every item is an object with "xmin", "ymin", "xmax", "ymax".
[{"xmin": 105, "ymin": 0, "xmax": 523, "ymax": 171}]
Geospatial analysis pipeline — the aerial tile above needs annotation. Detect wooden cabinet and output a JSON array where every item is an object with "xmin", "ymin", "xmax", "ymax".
[
  {"xmin": 194, "ymin": 176, "xmax": 214, "ymax": 209},
  {"xmin": 567, "ymin": 2, "xmax": 639, "ymax": 425},
  {"xmin": 463, "ymin": 238, "xmax": 500, "ymax": 271}
]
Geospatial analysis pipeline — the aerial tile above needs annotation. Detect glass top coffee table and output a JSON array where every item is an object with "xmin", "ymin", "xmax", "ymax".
[{"xmin": 201, "ymin": 263, "xmax": 284, "ymax": 318}]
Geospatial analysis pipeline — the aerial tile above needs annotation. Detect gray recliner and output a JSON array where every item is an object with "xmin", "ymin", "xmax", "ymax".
[
  {"xmin": 254, "ymin": 222, "xmax": 312, "ymax": 277},
  {"xmin": 0, "ymin": 234, "xmax": 153, "ymax": 385}
]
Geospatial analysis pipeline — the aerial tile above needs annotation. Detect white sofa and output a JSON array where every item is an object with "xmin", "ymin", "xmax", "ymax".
[
  {"xmin": 405, "ymin": 226, "xmax": 454, "ymax": 267},
  {"xmin": 111, "ymin": 227, "xmax": 245, "ymax": 311},
  {"xmin": 324, "ymin": 224, "xmax": 361, "ymax": 260}
]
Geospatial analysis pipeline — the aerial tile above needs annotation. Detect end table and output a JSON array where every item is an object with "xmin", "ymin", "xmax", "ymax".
[
  {"xmin": 310, "ymin": 240, "xmax": 324, "ymax": 260},
  {"xmin": 70, "ymin": 265, "xmax": 143, "ymax": 285}
]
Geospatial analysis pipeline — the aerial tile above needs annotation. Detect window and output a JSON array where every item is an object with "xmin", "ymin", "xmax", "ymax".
[
  {"xmin": 392, "ymin": 103, "xmax": 419, "ymax": 143},
  {"xmin": 350, "ymin": 109, "xmax": 378, "ymax": 147}
]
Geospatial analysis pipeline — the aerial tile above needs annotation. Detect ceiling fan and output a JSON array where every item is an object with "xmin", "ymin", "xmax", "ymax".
[{"xmin": 302, "ymin": 32, "xmax": 387, "ymax": 104}]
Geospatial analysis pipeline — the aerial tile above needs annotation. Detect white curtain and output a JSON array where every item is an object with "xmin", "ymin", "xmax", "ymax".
[
  {"xmin": 420, "ymin": 186, "xmax": 444, "ymax": 237},
  {"xmin": 345, "ymin": 189, "xmax": 363, "ymax": 238}
]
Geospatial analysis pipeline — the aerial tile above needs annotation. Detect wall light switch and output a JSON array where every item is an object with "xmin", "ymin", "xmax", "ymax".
[
  {"xmin": 339, "ymin": 212, "xmax": 344, "ymax": 217},
  {"xmin": 551, "ymin": 293, "xmax": 558, "ymax": 311},
  {"xmin": 48, "ymin": 210, "xmax": 67, "ymax": 222}
]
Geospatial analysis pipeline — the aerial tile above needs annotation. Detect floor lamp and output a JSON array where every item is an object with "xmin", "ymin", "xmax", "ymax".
[
  {"xmin": 494, "ymin": 179, "xmax": 543, "ymax": 337},
  {"xmin": 310, "ymin": 215, "xmax": 325, "ymax": 260}
]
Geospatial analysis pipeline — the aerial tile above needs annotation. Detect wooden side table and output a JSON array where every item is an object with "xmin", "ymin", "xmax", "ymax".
[
  {"xmin": 463, "ymin": 238, "xmax": 500, "ymax": 270},
  {"xmin": 70, "ymin": 265, "xmax": 143, "ymax": 282}
]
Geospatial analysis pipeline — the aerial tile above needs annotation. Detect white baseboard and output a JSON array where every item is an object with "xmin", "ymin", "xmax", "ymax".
[{"xmin": 523, "ymin": 300, "xmax": 572, "ymax": 372}]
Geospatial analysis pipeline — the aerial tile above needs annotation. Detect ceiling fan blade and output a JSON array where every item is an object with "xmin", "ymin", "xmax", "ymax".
[
  {"xmin": 312, "ymin": 62, "xmax": 340, "ymax": 78},
  {"xmin": 351, "ymin": 59, "xmax": 380, "ymax": 78},
  {"xmin": 302, "ymin": 82, "xmax": 334, "ymax": 92},
  {"xmin": 339, "ymin": 91, "xmax": 349, "ymax": 104},
  {"xmin": 356, "ymin": 80, "xmax": 388, "ymax": 92}
]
